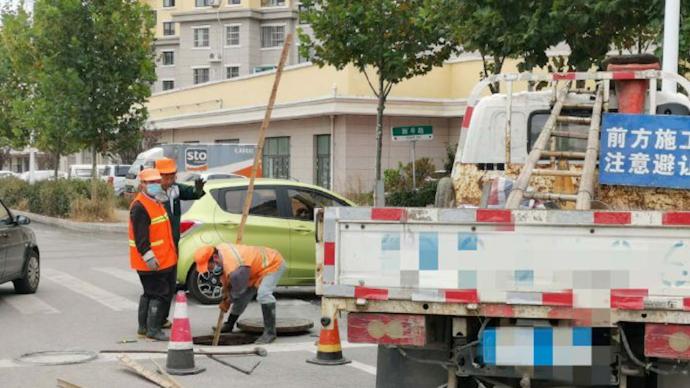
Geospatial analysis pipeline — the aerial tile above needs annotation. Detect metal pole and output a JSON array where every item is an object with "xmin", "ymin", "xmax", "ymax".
[
  {"xmin": 662, "ymin": 0, "xmax": 680, "ymax": 92},
  {"xmin": 411, "ymin": 140, "xmax": 416, "ymax": 190},
  {"xmin": 505, "ymin": 80, "xmax": 513, "ymax": 167}
]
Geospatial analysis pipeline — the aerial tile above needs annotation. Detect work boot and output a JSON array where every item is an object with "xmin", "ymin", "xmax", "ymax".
[
  {"xmin": 146, "ymin": 299, "xmax": 170, "ymax": 341},
  {"xmin": 161, "ymin": 299, "xmax": 172, "ymax": 329},
  {"xmin": 255, "ymin": 303, "xmax": 277, "ymax": 344},
  {"xmin": 212, "ymin": 313, "xmax": 239, "ymax": 333},
  {"xmin": 137, "ymin": 295, "xmax": 149, "ymax": 337}
]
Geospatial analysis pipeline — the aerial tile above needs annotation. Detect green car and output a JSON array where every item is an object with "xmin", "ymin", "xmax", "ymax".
[{"xmin": 178, "ymin": 178, "xmax": 353, "ymax": 304}]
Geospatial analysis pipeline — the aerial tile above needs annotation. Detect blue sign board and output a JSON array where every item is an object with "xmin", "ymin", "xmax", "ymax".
[{"xmin": 599, "ymin": 113, "xmax": 690, "ymax": 189}]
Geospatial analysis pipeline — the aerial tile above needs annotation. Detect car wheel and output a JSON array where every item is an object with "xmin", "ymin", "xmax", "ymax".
[
  {"xmin": 187, "ymin": 265, "xmax": 223, "ymax": 305},
  {"xmin": 13, "ymin": 251, "xmax": 40, "ymax": 294}
]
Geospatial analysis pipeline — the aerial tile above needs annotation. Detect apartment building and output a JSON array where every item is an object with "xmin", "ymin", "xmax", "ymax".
[{"xmin": 145, "ymin": 0, "xmax": 305, "ymax": 93}]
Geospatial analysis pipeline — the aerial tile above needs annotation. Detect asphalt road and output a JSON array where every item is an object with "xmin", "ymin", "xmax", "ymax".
[{"xmin": 0, "ymin": 223, "xmax": 377, "ymax": 388}]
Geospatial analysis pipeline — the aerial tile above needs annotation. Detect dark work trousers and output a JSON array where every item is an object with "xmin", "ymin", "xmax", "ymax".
[{"xmin": 138, "ymin": 266, "xmax": 176, "ymax": 303}]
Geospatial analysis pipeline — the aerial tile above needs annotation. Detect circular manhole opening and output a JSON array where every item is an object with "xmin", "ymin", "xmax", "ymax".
[
  {"xmin": 237, "ymin": 318, "xmax": 314, "ymax": 335},
  {"xmin": 193, "ymin": 332, "xmax": 258, "ymax": 346},
  {"xmin": 16, "ymin": 350, "xmax": 98, "ymax": 366}
]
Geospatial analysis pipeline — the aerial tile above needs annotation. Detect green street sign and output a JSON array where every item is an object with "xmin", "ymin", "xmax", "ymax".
[{"xmin": 392, "ymin": 125, "xmax": 433, "ymax": 141}]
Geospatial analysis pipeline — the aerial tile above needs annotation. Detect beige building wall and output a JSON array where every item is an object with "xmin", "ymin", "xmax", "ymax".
[{"xmin": 155, "ymin": 114, "xmax": 460, "ymax": 195}]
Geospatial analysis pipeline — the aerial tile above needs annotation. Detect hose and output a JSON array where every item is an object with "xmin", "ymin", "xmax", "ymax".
[{"xmin": 618, "ymin": 324, "xmax": 688, "ymax": 376}]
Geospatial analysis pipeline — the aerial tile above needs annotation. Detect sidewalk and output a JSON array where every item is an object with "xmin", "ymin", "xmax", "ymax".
[{"xmin": 13, "ymin": 209, "xmax": 127, "ymax": 235}]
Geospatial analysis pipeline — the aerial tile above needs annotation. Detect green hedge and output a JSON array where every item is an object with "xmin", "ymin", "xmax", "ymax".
[
  {"xmin": 386, "ymin": 180, "xmax": 438, "ymax": 207},
  {"xmin": 0, "ymin": 177, "xmax": 113, "ymax": 218}
]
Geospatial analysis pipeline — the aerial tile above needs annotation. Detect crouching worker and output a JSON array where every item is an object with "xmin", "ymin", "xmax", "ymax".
[
  {"xmin": 194, "ymin": 243, "xmax": 286, "ymax": 344},
  {"xmin": 129, "ymin": 168, "xmax": 177, "ymax": 341}
]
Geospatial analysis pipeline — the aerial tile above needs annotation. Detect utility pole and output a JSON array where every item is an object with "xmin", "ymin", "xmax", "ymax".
[{"xmin": 662, "ymin": 0, "xmax": 681, "ymax": 92}]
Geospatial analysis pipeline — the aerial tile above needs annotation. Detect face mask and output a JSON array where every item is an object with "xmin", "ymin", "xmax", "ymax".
[{"xmin": 147, "ymin": 183, "xmax": 169, "ymax": 202}]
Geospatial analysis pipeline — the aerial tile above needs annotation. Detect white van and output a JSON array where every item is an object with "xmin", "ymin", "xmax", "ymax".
[{"xmin": 124, "ymin": 143, "xmax": 257, "ymax": 196}]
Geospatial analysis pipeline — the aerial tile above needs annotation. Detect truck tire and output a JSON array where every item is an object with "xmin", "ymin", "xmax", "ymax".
[
  {"xmin": 376, "ymin": 345, "xmax": 450, "ymax": 388},
  {"xmin": 435, "ymin": 177, "xmax": 455, "ymax": 208}
]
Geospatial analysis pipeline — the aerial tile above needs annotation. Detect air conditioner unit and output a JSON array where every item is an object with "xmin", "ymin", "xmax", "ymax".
[
  {"xmin": 208, "ymin": 52, "xmax": 222, "ymax": 63},
  {"xmin": 210, "ymin": 0, "xmax": 221, "ymax": 7}
]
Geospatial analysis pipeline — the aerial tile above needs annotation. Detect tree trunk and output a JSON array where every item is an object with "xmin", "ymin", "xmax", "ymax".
[
  {"xmin": 91, "ymin": 147, "xmax": 98, "ymax": 199},
  {"xmin": 53, "ymin": 152, "xmax": 61, "ymax": 179},
  {"xmin": 374, "ymin": 86, "xmax": 386, "ymax": 207}
]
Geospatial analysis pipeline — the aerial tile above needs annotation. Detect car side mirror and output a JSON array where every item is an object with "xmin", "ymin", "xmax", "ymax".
[{"xmin": 15, "ymin": 215, "xmax": 30, "ymax": 225}]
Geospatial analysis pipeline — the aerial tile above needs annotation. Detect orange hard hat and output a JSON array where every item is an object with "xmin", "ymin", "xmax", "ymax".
[
  {"xmin": 138, "ymin": 168, "xmax": 162, "ymax": 182},
  {"xmin": 155, "ymin": 158, "xmax": 177, "ymax": 174},
  {"xmin": 194, "ymin": 245, "xmax": 215, "ymax": 273}
]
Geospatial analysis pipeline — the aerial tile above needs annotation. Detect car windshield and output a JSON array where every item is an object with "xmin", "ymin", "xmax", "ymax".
[{"xmin": 127, "ymin": 159, "xmax": 145, "ymax": 179}]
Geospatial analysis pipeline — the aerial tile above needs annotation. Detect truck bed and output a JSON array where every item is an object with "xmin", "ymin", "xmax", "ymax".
[{"xmin": 317, "ymin": 207, "xmax": 690, "ymax": 326}]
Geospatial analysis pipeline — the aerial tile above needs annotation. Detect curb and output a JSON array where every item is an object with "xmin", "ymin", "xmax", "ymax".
[{"xmin": 12, "ymin": 209, "xmax": 127, "ymax": 235}]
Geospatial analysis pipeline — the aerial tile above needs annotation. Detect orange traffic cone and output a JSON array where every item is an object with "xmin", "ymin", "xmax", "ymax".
[
  {"xmin": 307, "ymin": 317, "xmax": 351, "ymax": 366},
  {"xmin": 165, "ymin": 291, "xmax": 205, "ymax": 375}
]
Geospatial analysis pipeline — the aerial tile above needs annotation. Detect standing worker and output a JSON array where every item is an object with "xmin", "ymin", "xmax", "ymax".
[
  {"xmin": 129, "ymin": 168, "xmax": 177, "ymax": 341},
  {"xmin": 194, "ymin": 243, "xmax": 286, "ymax": 344},
  {"xmin": 154, "ymin": 157, "xmax": 205, "ymax": 329}
]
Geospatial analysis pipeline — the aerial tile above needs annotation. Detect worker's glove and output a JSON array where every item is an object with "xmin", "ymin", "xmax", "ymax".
[
  {"xmin": 195, "ymin": 178, "xmax": 205, "ymax": 194},
  {"xmin": 144, "ymin": 255, "xmax": 160, "ymax": 271},
  {"xmin": 219, "ymin": 298, "xmax": 230, "ymax": 313}
]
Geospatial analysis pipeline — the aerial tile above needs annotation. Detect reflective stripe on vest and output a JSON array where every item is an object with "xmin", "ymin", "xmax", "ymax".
[
  {"xmin": 227, "ymin": 244, "xmax": 244, "ymax": 267},
  {"xmin": 150, "ymin": 214, "xmax": 169, "ymax": 225},
  {"xmin": 260, "ymin": 247, "xmax": 268, "ymax": 268}
]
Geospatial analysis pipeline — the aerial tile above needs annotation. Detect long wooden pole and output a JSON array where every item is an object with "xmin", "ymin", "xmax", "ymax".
[{"xmin": 212, "ymin": 33, "xmax": 294, "ymax": 347}]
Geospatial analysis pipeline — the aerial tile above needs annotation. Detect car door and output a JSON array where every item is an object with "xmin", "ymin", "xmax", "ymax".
[
  {"xmin": 285, "ymin": 187, "xmax": 349, "ymax": 281},
  {"xmin": 4, "ymin": 212, "xmax": 26, "ymax": 279},
  {"xmin": 0, "ymin": 202, "xmax": 10, "ymax": 281},
  {"xmin": 213, "ymin": 186, "xmax": 291, "ymax": 274}
]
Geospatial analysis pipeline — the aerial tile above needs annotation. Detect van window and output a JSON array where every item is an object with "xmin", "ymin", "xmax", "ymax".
[
  {"xmin": 115, "ymin": 166, "xmax": 130, "ymax": 177},
  {"xmin": 528, "ymin": 109, "xmax": 589, "ymax": 154}
]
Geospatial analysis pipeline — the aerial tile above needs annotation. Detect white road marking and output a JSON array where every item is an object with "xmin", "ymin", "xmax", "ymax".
[
  {"xmin": 92, "ymin": 267, "xmax": 140, "ymax": 285},
  {"xmin": 2, "ymin": 295, "xmax": 59, "ymax": 315},
  {"xmin": 348, "ymin": 360, "xmax": 377, "ymax": 375},
  {"xmin": 42, "ymin": 269, "xmax": 137, "ymax": 311}
]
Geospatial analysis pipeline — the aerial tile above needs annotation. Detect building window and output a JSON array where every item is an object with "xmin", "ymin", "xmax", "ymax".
[
  {"xmin": 260, "ymin": 25, "xmax": 285, "ymax": 48},
  {"xmin": 253, "ymin": 65, "xmax": 276, "ymax": 74},
  {"xmin": 193, "ymin": 27, "xmax": 210, "ymax": 48},
  {"xmin": 161, "ymin": 51, "xmax": 174, "ymax": 66},
  {"xmin": 215, "ymin": 139, "xmax": 239, "ymax": 144},
  {"xmin": 314, "ymin": 134, "xmax": 330, "ymax": 189},
  {"xmin": 163, "ymin": 22, "xmax": 175, "ymax": 36},
  {"xmin": 162, "ymin": 80, "xmax": 175, "ymax": 91},
  {"xmin": 298, "ymin": 4, "xmax": 309, "ymax": 24},
  {"xmin": 163, "ymin": 0, "xmax": 175, "ymax": 7},
  {"xmin": 226, "ymin": 66, "xmax": 240, "ymax": 79},
  {"xmin": 228, "ymin": 0, "xmax": 241, "ymax": 5},
  {"xmin": 261, "ymin": 0, "xmax": 285, "ymax": 7},
  {"xmin": 195, "ymin": 0, "xmax": 212, "ymax": 7},
  {"xmin": 263, "ymin": 137, "xmax": 290, "ymax": 179},
  {"xmin": 193, "ymin": 68, "xmax": 210, "ymax": 84},
  {"xmin": 225, "ymin": 25, "xmax": 240, "ymax": 47}
]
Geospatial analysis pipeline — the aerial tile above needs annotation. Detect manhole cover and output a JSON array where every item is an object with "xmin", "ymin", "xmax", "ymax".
[
  {"xmin": 193, "ymin": 333, "xmax": 257, "ymax": 346},
  {"xmin": 237, "ymin": 318, "xmax": 314, "ymax": 335},
  {"xmin": 16, "ymin": 350, "xmax": 98, "ymax": 366}
]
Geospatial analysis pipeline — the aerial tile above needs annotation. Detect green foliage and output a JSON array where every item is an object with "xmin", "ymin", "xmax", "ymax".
[
  {"xmin": 453, "ymin": 0, "xmax": 556, "ymax": 93},
  {"xmin": 384, "ymin": 158, "xmax": 437, "ymax": 207},
  {"xmin": 387, "ymin": 181, "xmax": 438, "ymax": 207},
  {"xmin": 0, "ymin": 0, "xmax": 156, "ymax": 178},
  {"xmin": 0, "ymin": 177, "xmax": 113, "ymax": 219},
  {"xmin": 0, "ymin": 4, "xmax": 35, "ymax": 149},
  {"xmin": 0, "ymin": 177, "xmax": 30, "ymax": 208},
  {"xmin": 299, "ymin": 0, "xmax": 459, "ymax": 191}
]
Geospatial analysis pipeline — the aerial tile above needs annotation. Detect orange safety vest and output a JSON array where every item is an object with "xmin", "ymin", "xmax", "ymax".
[
  {"xmin": 217, "ymin": 243, "xmax": 284, "ymax": 287},
  {"xmin": 128, "ymin": 193, "xmax": 177, "ymax": 272}
]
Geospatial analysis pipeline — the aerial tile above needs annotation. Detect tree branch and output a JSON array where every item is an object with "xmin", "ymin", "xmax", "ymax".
[{"xmin": 362, "ymin": 68, "xmax": 380, "ymax": 98}]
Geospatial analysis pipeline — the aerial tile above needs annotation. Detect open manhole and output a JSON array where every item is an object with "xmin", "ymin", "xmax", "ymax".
[
  {"xmin": 237, "ymin": 318, "xmax": 314, "ymax": 335},
  {"xmin": 193, "ymin": 332, "xmax": 258, "ymax": 346}
]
